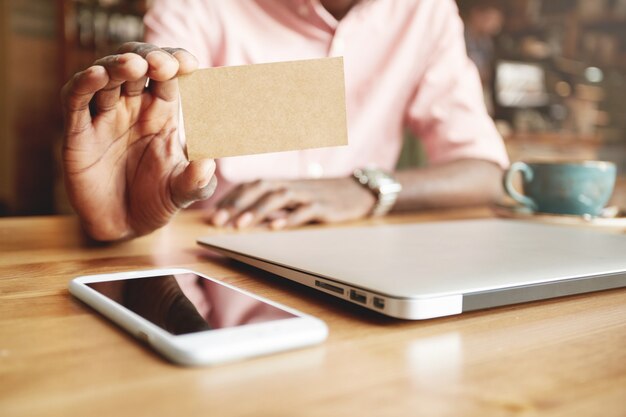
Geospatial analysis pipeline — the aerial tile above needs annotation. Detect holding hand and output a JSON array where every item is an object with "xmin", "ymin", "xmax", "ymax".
[
  {"xmin": 209, "ymin": 178, "xmax": 376, "ymax": 230},
  {"xmin": 61, "ymin": 42, "xmax": 217, "ymax": 241}
]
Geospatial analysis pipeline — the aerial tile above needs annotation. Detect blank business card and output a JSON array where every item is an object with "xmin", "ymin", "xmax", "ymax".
[{"xmin": 178, "ymin": 57, "xmax": 348, "ymax": 160}]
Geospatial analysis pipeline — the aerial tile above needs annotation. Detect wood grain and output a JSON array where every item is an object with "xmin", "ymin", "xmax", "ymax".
[{"xmin": 1, "ymin": 209, "xmax": 625, "ymax": 417}]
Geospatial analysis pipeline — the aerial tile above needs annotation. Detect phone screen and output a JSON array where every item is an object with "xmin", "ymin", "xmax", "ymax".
[{"xmin": 87, "ymin": 273, "xmax": 296, "ymax": 335}]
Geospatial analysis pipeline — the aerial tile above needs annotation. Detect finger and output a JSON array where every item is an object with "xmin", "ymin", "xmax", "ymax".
[
  {"xmin": 208, "ymin": 184, "xmax": 243, "ymax": 226},
  {"xmin": 115, "ymin": 46, "xmax": 161, "ymax": 97},
  {"xmin": 117, "ymin": 42, "xmax": 183, "ymax": 102},
  {"xmin": 266, "ymin": 209, "xmax": 290, "ymax": 222},
  {"xmin": 122, "ymin": 75, "xmax": 148, "ymax": 97},
  {"xmin": 170, "ymin": 159, "xmax": 217, "ymax": 209},
  {"xmin": 211, "ymin": 180, "xmax": 275, "ymax": 227},
  {"xmin": 271, "ymin": 204, "xmax": 319, "ymax": 230},
  {"xmin": 92, "ymin": 53, "xmax": 149, "ymax": 114},
  {"xmin": 234, "ymin": 189, "xmax": 297, "ymax": 229},
  {"xmin": 61, "ymin": 65, "xmax": 109, "ymax": 135},
  {"xmin": 117, "ymin": 42, "xmax": 179, "ymax": 80},
  {"xmin": 161, "ymin": 47, "xmax": 199, "ymax": 75},
  {"xmin": 119, "ymin": 43, "xmax": 198, "ymax": 75}
]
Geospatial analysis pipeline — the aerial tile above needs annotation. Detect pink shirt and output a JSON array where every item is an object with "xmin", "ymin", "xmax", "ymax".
[{"xmin": 145, "ymin": 0, "xmax": 509, "ymax": 196}]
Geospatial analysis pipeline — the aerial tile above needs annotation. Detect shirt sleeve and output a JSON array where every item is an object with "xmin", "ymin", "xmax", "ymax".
[
  {"xmin": 143, "ymin": 0, "xmax": 218, "ymax": 67},
  {"xmin": 405, "ymin": 0, "xmax": 509, "ymax": 169}
]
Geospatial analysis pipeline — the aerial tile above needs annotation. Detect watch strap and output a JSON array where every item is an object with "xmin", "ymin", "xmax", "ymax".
[{"xmin": 352, "ymin": 168, "xmax": 402, "ymax": 217}]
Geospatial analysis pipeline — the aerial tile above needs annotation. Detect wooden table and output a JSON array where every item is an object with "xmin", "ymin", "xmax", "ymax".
[{"xmin": 1, "ymin": 209, "xmax": 625, "ymax": 417}]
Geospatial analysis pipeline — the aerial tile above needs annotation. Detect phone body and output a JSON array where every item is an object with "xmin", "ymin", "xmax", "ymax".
[{"xmin": 69, "ymin": 268, "xmax": 328, "ymax": 366}]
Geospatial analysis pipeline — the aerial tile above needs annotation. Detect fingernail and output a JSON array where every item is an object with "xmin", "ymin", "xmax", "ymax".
[
  {"xmin": 197, "ymin": 162, "xmax": 216, "ymax": 188},
  {"xmin": 271, "ymin": 218, "xmax": 287, "ymax": 230},
  {"xmin": 236, "ymin": 212, "xmax": 253, "ymax": 229},
  {"xmin": 87, "ymin": 65, "xmax": 105, "ymax": 76},
  {"xmin": 197, "ymin": 176, "xmax": 211, "ymax": 189},
  {"xmin": 213, "ymin": 209, "xmax": 229, "ymax": 226}
]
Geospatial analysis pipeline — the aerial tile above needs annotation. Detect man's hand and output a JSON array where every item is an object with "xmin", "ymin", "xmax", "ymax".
[
  {"xmin": 208, "ymin": 159, "xmax": 504, "ymax": 230},
  {"xmin": 61, "ymin": 42, "xmax": 217, "ymax": 241},
  {"xmin": 209, "ymin": 178, "xmax": 376, "ymax": 230}
]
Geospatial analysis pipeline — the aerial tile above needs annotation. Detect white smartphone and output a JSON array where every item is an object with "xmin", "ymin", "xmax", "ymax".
[{"xmin": 69, "ymin": 268, "xmax": 328, "ymax": 366}]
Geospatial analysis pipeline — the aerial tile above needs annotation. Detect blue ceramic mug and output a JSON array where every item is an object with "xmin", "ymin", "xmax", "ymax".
[{"xmin": 503, "ymin": 161, "xmax": 616, "ymax": 216}]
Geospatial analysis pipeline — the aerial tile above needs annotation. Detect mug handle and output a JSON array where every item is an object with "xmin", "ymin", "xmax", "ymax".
[{"xmin": 503, "ymin": 161, "xmax": 538, "ymax": 211}]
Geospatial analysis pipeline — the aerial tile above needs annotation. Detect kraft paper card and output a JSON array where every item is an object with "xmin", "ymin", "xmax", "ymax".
[{"xmin": 178, "ymin": 57, "xmax": 348, "ymax": 160}]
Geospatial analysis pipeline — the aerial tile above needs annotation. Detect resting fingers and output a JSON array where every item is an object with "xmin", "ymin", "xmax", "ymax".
[
  {"xmin": 269, "ymin": 204, "xmax": 320, "ymax": 230},
  {"xmin": 210, "ymin": 180, "xmax": 271, "ymax": 226},
  {"xmin": 234, "ymin": 189, "xmax": 300, "ymax": 228},
  {"xmin": 210, "ymin": 180, "xmax": 320, "ymax": 229}
]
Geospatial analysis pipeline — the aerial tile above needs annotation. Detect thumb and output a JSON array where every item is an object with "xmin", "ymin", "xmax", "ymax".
[{"xmin": 170, "ymin": 159, "xmax": 217, "ymax": 208}]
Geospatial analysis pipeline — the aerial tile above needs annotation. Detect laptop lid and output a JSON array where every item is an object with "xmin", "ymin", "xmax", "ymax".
[{"xmin": 197, "ymin": 219, "xmax": 626, "ymax": 319}]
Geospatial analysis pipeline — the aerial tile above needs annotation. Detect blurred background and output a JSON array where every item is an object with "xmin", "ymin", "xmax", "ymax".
[{"xmin": 0, "ymin": 0, "xmax": 625, "ymax": 216}]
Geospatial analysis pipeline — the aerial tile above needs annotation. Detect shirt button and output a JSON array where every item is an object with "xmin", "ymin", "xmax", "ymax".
[{"xmin": 307, "ymin": 163, "xmax": 324, "ymax": 178}]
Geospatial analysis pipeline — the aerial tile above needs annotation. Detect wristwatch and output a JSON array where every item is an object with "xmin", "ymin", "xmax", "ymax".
[{"xmin": 352, "ymin": 167, "xmax": 402, "ymax": 217}]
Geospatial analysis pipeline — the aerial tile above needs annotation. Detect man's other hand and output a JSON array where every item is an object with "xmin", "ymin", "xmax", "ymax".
[{"xmin": 208, "ymin": 178, "xmax": 376, "ymax": 230}]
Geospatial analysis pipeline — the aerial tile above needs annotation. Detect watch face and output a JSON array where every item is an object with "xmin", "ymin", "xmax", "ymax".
[
  {"xmin": 368, "ymin": 171, "xmax": 401, "ymax": 195},
  {"xmin": 379, "ymin": 181, "xmax": 403, "ymax": 195}
]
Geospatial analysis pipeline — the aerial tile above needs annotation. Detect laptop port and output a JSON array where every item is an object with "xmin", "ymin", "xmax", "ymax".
[
  {"xmin": 373, "ymin": 297, "xmax": 385, "ymax": 309},
  {"xmin": 315, "ymin": 280, "xmax": 345, "ymax": 295},
  {"xmin": 349, "ymin": 289, "xmax": 367, "ymax": 304}
]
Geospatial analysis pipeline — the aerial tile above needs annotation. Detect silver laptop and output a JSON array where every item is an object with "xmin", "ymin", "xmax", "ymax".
[{"xmin": 197, "ymin": 219, "xmax": 626, "ymax": 319}]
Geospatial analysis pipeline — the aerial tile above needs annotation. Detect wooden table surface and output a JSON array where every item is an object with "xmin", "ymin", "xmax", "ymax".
[{"xmin": 1, "ymin": 208, "xmax": 625, "ymax": 417}]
